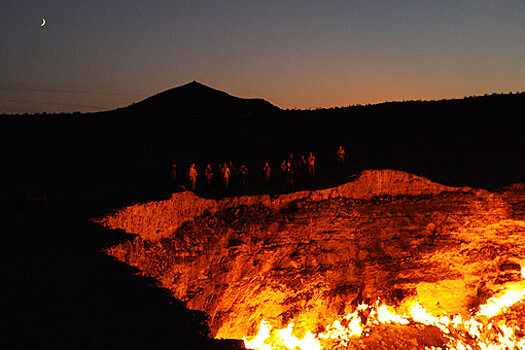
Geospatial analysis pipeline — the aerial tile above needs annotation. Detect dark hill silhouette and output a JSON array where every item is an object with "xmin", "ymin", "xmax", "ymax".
[{"xmin": 114, "ymin": 81, "xmax": 280, "ymax": 121}]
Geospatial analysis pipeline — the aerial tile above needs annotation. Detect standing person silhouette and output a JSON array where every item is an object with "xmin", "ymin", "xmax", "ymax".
[
  {"xmin": 263, "ymin": 161, "xmax": 271, "ymax": 184},
  {"xmin": 299, "ymin": 155, "xmax": 307, "ymax": 179},
  {"xmin": 222, "ymin": 162, "xmax": 230, "ymax": 191},
  {"xmin": 239, "ymin": 164, "xmax": 248, "ymax": 189},
  {"xmin": 280, "ymin": 160, "xmax": 287, "ymax": 186},
  {"xmin": 205, "ymin": 164, "xmax": 213, "ymax": 188},
  {"xmin": 187, "ymin": 163, "xmax": 198, "ymax": 190},
  {"xmin": 337, "ymin": 145, "xmax": 345, "ymax": 165},
  {"xmin": 170, "ymin": 164, "xmax": 177, "ymax": 187},
  {"xmin": 308, "ymin": 152, "xmax": 316, "ymax": 177}
]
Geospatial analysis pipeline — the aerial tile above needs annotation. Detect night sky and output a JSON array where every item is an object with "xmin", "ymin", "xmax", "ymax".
[{"xmin": 1, "ymin": 1, "xmax": 524, "ymax": 113}]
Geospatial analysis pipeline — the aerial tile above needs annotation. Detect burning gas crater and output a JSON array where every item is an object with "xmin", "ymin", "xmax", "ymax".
[
  {"xmin": 98, "ymin": 171, "xmax": 525, "ymax": 350},
  {"xmin": 244, "ymin": 270, "xmax": 525, "ymax": 350}
]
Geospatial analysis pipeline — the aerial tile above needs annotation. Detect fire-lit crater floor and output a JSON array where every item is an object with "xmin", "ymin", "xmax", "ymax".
[{"xmin": 96, "ymin": 170, "xmax": 525, "ymax": 349}]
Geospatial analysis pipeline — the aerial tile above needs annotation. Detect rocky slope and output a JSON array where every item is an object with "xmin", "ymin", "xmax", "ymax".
[
  {"xmin": 98, "ymin": 169, "xmax": 466, "ymax": 241},
  {"xmin": 97, "ymin": 169, "xmax": 525, "ymax": 348}
]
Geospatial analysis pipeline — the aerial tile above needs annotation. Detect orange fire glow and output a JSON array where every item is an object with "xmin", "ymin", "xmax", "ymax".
[{"xmin": 243, "ymin": 276, "xmax": 525, "ymax": 350}]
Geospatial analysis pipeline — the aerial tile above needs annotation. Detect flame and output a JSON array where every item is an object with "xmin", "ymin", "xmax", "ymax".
[
  {"xmin": 243, "ymin": 321, "xmax": 272, "ymax": 350},
  {"xmin": 243, "ymin": 320, "xmax": 321, "ymax": 350},
  {"xmin": 478, "ymin": 284, "xmax": 525, "ymax": 318},
  {"xmin": 276, "ymin": 323, "xmax": 321, "ymax": 350},
  {"xmin": 409, "ymin": 302, "xmax": 452, "ymax": 334},
  {"xmin": 375, "ymin": 303, "xmax": 410, "ymax": 324},
  {"xmin": 317, "ymin": 306, "xmax": 365, "ymax": 346},
  {"xmin": 243, "ymin": 279, "xmax": 525, "ymax": 350}
]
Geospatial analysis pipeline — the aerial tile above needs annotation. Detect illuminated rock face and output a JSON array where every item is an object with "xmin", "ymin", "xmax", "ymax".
[
  {"xmin": 99, "ymin": 170, "xmax": 463, "ymax": 242},
  {"xmin": 98, "ymin": 170, "xmax": 525, "ymax": 348}
]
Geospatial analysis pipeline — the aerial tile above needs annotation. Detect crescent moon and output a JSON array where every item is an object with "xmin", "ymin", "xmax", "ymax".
[{"xmin": 41, "ymin": 18, "xmax": 46, "ymax": 27}]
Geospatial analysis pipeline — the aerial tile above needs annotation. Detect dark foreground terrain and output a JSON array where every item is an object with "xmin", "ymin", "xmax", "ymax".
[{"xmin": 2, "ymin": 82, "xmax": 524, "ymax": 348}]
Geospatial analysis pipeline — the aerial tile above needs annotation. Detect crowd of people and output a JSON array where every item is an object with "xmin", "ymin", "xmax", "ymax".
[{"xmin": 170, "ymin": 146, "xmax": 347, "ymax": 194}]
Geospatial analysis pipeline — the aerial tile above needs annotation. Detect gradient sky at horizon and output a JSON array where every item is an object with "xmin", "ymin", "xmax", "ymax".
[{"xmin": 1, "ymin": 0, "xmax": 524, "ymax": 113}]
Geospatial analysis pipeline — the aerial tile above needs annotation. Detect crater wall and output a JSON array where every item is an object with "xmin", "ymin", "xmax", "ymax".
[
  {"xmin": 97, "ymin": 169, "xmax": 469, "ymax": 241},
  {"xmin": 96, "ymin": 170, "xmax": 525, "ymax": 346}
]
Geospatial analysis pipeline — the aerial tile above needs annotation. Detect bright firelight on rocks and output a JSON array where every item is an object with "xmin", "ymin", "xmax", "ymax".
[{"xmin": 243, "ymin": 277, "xmax": 525, "ymax": 350}]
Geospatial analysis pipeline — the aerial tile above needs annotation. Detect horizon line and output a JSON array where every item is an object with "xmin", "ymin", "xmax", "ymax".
[{"xmin": 1, "ymin": 87, "xmax": 524, "ymax": 116}]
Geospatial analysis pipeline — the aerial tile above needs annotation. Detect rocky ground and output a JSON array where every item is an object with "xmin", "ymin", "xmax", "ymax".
[{"xmin": 100, "ymin": 170, "xmax": 525, "ymax": 348}]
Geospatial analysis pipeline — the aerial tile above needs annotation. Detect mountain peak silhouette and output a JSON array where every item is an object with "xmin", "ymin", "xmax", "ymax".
[{"xmin": 118, "ymin": 81, "xmax": 280, "ymax": 119}]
